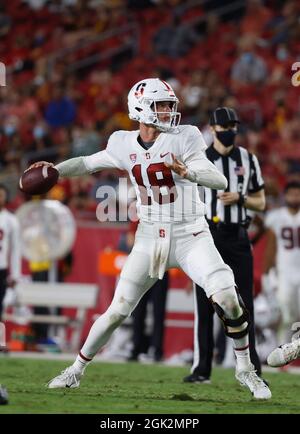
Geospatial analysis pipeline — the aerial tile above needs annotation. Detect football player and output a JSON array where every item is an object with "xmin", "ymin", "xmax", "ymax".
[
  {"xmin": 267, "ymin": 338, "xmax": 300, "ymax": 367},
  {"xmin": 262, "ymin": 182, "xmax": 300, "ymax": 342},
  {"xmin": 30, "ymin": 78, "xmax": 271, "ymax": 399},
  {"xmin": 0, "ymin": 184, "xmax": 21, "ymax": 321}
]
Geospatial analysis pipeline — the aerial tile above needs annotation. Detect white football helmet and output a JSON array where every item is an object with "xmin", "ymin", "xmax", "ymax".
[
  {"xmin": 254, "ymin": 293, "xmax": 281, "ymax": 330},
  {"xmin": 127, "ymin": 78, "xmax": 181, "ymax": 132}
]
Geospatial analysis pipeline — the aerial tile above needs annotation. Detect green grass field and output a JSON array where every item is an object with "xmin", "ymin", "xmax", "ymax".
[{"xmin": 0, "ymin": 357, "xmax": 299, "ymax": 414}]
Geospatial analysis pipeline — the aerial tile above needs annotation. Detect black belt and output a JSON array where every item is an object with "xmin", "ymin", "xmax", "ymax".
[{"xmin": 207, "ymin": 220, "xmax": 249, "ymax": 233}]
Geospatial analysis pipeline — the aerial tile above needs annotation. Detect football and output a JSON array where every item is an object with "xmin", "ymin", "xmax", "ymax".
[{"xmin": 19, "ymin": 165, "xmax": 59, "ymax": 195}]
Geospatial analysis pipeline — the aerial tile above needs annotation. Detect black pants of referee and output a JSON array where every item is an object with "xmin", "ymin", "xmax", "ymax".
[
  {"xmin": 192, "ymin": 224, "xmax": 261, "ymax": 378},
  {"xmin": 130, "ymin": 272, "xmax": 169, "ymax": 361},
  {"xmin": 0, "ymin": 269, "xmax": 7, "ymax": 322}
]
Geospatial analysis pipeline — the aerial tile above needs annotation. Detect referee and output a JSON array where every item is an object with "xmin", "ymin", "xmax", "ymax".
[{"xmin": 184, "ymin": 107, "xmax": 265, "ymax": 383}]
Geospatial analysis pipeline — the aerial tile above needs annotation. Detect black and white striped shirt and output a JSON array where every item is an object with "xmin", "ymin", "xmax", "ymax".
[{"xmin": 203, "ymin": 145, "xmax": 264, "ymax": 225}]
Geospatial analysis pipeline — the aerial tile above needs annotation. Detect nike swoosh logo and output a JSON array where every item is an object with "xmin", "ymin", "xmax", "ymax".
[
  {"xmin": 160, "ymin": 152, "xmax": 169, "ymax": 158},
  {"xmin": 193, "ymin": 232, "xmax": 202, "ymax": 237}
]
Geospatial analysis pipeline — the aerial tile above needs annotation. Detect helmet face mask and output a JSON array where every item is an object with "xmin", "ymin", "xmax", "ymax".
[
  {"xmin": 150, "ymin": 100, "xmax": 181, "ymax": 131},
  {"xmin": 128, "ymin": 78, "xmax": 181, "ymax": 132}
]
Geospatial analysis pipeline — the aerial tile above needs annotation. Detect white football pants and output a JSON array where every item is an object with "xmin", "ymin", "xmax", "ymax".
[{"xmin": 81, "ymin": 218, "xmax": 236, "ymax": 358}]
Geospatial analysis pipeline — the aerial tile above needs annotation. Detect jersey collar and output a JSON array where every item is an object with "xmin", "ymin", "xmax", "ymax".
[{"xmin": 209, "ymin": 144, "xmax": 239, "ymax": 159}]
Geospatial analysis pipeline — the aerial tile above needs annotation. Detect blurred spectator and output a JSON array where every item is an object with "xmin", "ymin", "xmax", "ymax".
[
  {"xmin": 45, "ymin": 85, "xmax": 77, "ymax": 128},
  {"xmin": 181, "ymin": 71, "xmax": 207, "ymax": 110},
  {"xmin": 0, "ymin": 6, "xmax": 11, "ymax": 37},
  {"xmin": 231, "ymin": 36, "xmax": 268, "ymax": 85},
  {"xmin": 266, "ymin": 1, "xmax": 300, "ymax": 47},
  {"xmin": 30, "ymin": 122, "xmax": 54, "ymax": 156},
  {"xmin": 240, "ymin": 0, "xmax": 272, "ymax": 37},
  {"xmin": 70, "ymin": 125, "xmax": 102, "ymax": 158},
  {"xmin": 153, "ymin": 15, "xmax": 199, "ymax": 58}
]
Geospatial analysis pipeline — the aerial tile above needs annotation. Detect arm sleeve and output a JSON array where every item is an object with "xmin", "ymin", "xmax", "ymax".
[
  {"xmin": 182, "ymin": 126, "xmax": 227, "ymax": 190},
  {"xmin": 185, "ymin": 155, "xmax": 228, "ymax": 190},
  {"xmin": 55, "ymin": 151, "xmax": 119, "ymax": 177},
  {"xmin": 248, "ymin": 153, "xmax": 264, "ymax": 193},
  {"xmin": 10, "ymin": 216, "xmax": 21, "ymax": 281},
  {"xmin": 84, "ymin": 149, "xmax": 122, "ymax": 173}
]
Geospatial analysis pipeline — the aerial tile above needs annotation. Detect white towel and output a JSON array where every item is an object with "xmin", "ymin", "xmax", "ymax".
[{"xmin": 149, "ymin": 223, "xmax": 171, "ymax": 280}]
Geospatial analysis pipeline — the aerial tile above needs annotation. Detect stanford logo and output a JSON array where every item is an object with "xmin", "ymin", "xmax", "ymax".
[
  {"xmin": 145, "ymin": 152, "xmax": 151, "ymax": 159},
  {"xmin": 130, "ymin": 153, "xmax": 137, "ymax": 163},
  {"xmin": 159, "ymin": 229, "xmax": 165, "ymax": 238},
  {"xmin": 134, "ymin": 82, "xmax": 146, "ymax": 98}
]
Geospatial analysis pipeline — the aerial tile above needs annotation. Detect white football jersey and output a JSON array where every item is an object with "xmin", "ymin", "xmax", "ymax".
[
  {"xmin": 0, "ymin": 209, "xmax": 21, "ymax": 279},
  {"xmin": 85, "ymin": 125, "xmax": 208, "ymax": 223},
  {"xmin": 265, "ymin": 207, "xmax": 300, "ymax": 275}
]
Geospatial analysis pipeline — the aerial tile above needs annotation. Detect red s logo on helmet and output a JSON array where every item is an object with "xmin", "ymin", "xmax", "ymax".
[{"xmin": 134, "ymin": 82, "xmax": 146, "ymax": 98}]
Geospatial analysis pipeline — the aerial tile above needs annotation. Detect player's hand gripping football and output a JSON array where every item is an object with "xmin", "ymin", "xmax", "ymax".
[
  {"xmin": 164, "ymin": 153, "xmax": 188, "ymax": 178},
  {"xmin": 25, "ymin": 161, "xmax": 55, "ymax": 172}
]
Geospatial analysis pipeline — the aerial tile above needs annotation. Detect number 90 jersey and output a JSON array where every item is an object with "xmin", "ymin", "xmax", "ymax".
[
  {"xmin": 265, "ymin": 207, "xmax": 300, "ymax": 275},
  {"xmin": 101, "ymin": 125, "xmax": 207, "ymax": 223}
]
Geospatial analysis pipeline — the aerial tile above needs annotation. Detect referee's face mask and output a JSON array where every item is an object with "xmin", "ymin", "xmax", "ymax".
[{"xmin": 214, "ymin": 124, "xmax": 238, "ymax": 148}]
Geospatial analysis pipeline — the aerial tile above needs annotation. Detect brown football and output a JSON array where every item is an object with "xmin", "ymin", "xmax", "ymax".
[{"xmin": 19, "ymin": 165, "xmax": 59, "ymax": 195}]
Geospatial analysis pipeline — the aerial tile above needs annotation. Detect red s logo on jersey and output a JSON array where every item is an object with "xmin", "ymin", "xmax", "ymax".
[{"xmin": 159, "ymin": 229, "xmax": 165, "ymax": 238}]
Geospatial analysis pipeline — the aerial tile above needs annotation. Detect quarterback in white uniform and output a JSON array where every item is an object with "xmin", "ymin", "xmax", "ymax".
[
  {"xmin": 264, "ymin": 182, "xmax": 300, "ymax": 366},
  {"xmin": 30, "ymin": 78, "xmax": 271, "ymax": 399}
]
